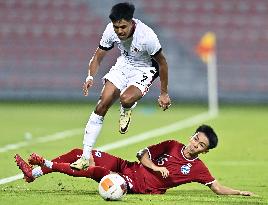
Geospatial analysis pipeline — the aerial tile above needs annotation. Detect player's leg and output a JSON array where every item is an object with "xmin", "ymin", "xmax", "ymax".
[
  {"xmin": 15, "ymin": 149, "xmax": 128, "ymax": 183},
  {"xmin": 119, "ymin": 86, "xmax": 142, "ymax": 134},
  {"xmin": 14, "ymin": 149, "xmax": 83, "ymax": 183},
  {"xmin": 92, "ymin": 150, "xmax": 130, "ymax": 172},
  {"xmin": 52, "ymin": 163, "xmax": 110, "ymax": 182},
  {"xmin": 119, "ymin": 67, "xmax": 157, "ymax": 134},
  {"xmin": 28, "ymin": 153, "xmax": 110, "ymax": 182},
  {"xmin": 48, "ymin": 150, "xmax": 131, "ymax": 183},
  {"xmin": 70, "ymin": 81, "xmax": 120, "ymax": 170},
  {"xmin": 29, "ymin": 149, "xmax": 84, "ymax": 179},
  {"xmin": 31, "ymin": 149, "xmax": 129, "ymax": 174}
]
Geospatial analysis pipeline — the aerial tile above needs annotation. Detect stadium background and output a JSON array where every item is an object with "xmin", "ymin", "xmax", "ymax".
[{"xmin": 1, "ymin": 0, "xmax": 268, "ymax": 103}]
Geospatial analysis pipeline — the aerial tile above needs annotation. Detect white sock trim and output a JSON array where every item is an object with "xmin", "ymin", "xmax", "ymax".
[
  {"xmin": 44, "ymin": 160, "xmax": 53, "ymax": 169},
  {"xmin": 32, "ymin": 167, "xmax": 43, "ymax": 178},
  {"xmin": 90, "ymin": 112, "xmax": 104, "ymax": 124}
]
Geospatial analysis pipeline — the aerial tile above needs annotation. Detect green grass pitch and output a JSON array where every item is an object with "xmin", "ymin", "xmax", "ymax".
[{"xmin": 0, "ymin": 102, "xmax": 267, "ymax": 205}]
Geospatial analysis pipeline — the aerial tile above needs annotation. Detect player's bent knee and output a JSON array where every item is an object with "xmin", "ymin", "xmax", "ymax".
[
  {"xmin": 120, "ymin": 94, "xmax": 135, "ymax": 107},
  {"xmin": 70, "ymin": 148, "xmax": 83, "ymax": 155}
]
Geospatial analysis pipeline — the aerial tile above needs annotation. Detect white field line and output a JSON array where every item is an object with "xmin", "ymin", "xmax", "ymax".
[
  {"xmin": 98, "ymin": 112, "xmax": 216, "ymax": 151},
  {"xmin": 0, "ymin": 129, "xmax": 83, "ymax": 153},
  {"xmin": 0, "ymin": 174, "xmax": 24, "ymax": 184},
  {"xmin": 0, "ymin": 111, "xmax": 215, "ymax": 185}
]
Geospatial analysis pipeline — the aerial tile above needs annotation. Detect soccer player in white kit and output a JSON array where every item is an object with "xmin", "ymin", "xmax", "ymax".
[{"xmin": 71, "ymin": 2, "xmax": 171, "ymax": 170}]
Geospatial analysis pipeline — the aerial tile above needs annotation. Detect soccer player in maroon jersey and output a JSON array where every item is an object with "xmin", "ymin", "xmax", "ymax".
[{"xmin": 15, "ymin": 125, "xmax": 253, "ymax": 196}]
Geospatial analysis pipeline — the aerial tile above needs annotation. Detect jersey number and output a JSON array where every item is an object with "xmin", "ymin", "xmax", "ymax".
[
  {"xmin": 156, "ymin": 154, "xmax": 171, "ymax": 166},
  {"xmin": 141, "ymin": 75, "xmax": 148, "ymax": 83}
]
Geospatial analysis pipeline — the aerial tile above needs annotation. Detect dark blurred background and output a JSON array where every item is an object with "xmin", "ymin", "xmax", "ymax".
[{"xmin": 1, "ymin": 0, "xmax": 267, "ymax": 103}]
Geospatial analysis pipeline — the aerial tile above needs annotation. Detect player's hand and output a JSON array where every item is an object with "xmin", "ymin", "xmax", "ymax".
[
  {"xmin": 239, "ymin": 191, "xmax": 255, "ymax": 196},
  {"xmin": 82, "ymin": 76, "xmax": 94, "ymax": 96},
  {"xmin": 158, "ymin": 93, "xmax": 171, "ymax": 111},
  {"xmin": 153, "ymin": 166, "xmax": 169, "ymax": 178}
]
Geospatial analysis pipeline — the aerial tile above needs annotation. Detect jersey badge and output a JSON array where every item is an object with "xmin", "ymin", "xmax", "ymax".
[{"xmin": 181, "ymin": 163, "xmax": 192, "ymax": 175}]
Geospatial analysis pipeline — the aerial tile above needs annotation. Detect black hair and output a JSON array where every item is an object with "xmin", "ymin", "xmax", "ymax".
[
  {"xmin": 109, "ymin": 2, "xmax": 135, "ymax": 22},
  {"xmin": 195, "ymin": 124, "xmax": 218, "ymax": 149}
]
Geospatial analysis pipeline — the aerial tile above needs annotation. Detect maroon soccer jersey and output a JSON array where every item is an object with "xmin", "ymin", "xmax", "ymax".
[
  {"xmin": 91, "ymin": 140, "xmax": 215, "ymax": 194},
  {"xmin": 136, "ymin": 140, "xmax": 215, "ymax": 194}
]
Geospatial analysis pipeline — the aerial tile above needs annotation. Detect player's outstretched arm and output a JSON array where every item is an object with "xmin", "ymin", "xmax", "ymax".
[
  {"xmin": 152, "ymin": 51, "xmax": 171, "ymax": 111},
  {"xmin": 209, "ymin": 180, "xmax": 254, "ymax": 196},
  {"xmin": 83, "ymin": 48, "xmax": 108, "ymax": 96}
]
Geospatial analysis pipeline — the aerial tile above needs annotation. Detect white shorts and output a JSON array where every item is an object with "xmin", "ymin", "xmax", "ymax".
[{"xmin": 103, "ymin": 62, "xmax": 158, "ymax": 96}]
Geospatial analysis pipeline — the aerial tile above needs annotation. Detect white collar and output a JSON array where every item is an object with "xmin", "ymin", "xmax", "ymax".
[{"xmin": 181, "ymin": 146, "xmax": 199, "ymax": 162}]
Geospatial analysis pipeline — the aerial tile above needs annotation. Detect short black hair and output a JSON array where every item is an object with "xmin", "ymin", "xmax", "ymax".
[
  {"xmin": 109, "ymin": 2, "xmax": 135, "ymax": 22},
  {"xmin": 195, "ymin": 124, "xmax": 218, "ymax": 149}
]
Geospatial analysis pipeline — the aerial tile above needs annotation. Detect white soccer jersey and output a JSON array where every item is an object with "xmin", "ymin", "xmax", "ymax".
[{"xmin": 99, "ymin": 18, "xmax": 162, "ymax": 67}]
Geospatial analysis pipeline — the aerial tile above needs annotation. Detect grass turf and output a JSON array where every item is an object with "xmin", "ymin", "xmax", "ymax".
[{"xmin": 0, "ymin": 102, "xmax": 267, "ymax": 205}]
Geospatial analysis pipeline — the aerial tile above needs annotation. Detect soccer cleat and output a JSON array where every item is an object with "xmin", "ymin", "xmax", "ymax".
[
  {"xmin": 14, "ymin": 154, "xmax": 35, "ymax": 183},
  {"xmin": 28, "ymin": 153, "xmax": 45, "ymax": 166},
  {"xmin": 119, "ymin": 109, "xmax": 132, "ymax": 134},
  {"xmin": 24, "ymin": 175, "xmax": 35, "ymax": 183},
  {"xmin": 70, "ymin": 156, "xmax": 89, "ymax": 170}
]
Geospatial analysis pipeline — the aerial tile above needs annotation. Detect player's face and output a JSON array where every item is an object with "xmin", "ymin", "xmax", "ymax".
[
  {"xmin": 112, "ymin": 19, "xmax": 134, "ymax": 40},
  {"xmin": 186, "ymin": 132, "xmax": 209, "ymax": 156}
]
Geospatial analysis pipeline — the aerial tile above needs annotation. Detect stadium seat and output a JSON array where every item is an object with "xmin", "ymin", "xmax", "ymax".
[
  {"xmin": 0, "ymin": 0, "xmax": 105, "ymax": 96},
  {"xmin": 141, "ymin": 0, "xmax": 268, "ymax": 95}
]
